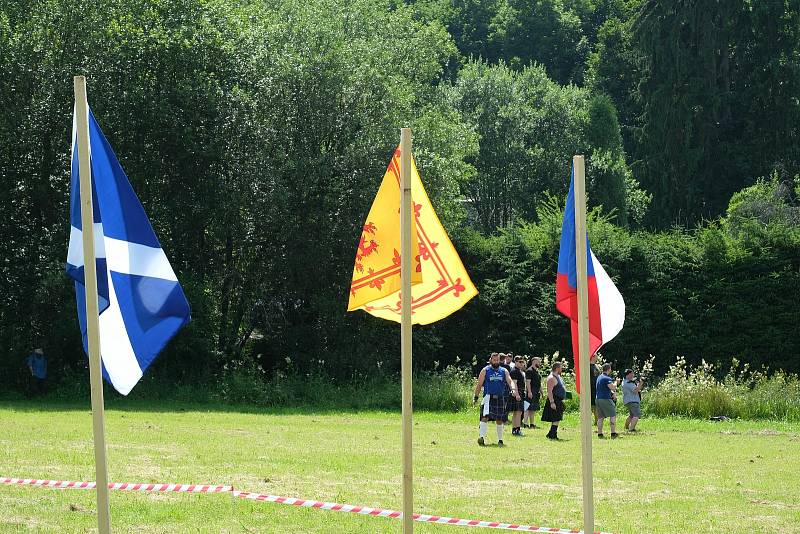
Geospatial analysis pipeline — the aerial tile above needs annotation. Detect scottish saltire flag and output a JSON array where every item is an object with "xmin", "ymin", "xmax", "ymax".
[
  {"xmin": 556, "ymin": 168, "xmax": 624, "ymax": 392},
  {"xmin": 66, "ymin": 108, "xmax": 190, "ymax": 395}
]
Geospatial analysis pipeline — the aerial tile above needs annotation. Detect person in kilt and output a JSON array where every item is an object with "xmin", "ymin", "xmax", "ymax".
[
  {"xmin": 509, "ymin": 355, "xmax": 527, "ymax": 436},
  {"xmin": 542, "ymin": 361, "xmax": 567, "ymax": 440},
  {"xmin": 473, "ymin": 352, "xmax": 521, "ymax": 447},
  {"xmin": 524, "ymin": 356, "xmax": 542, "ymax": 429}
]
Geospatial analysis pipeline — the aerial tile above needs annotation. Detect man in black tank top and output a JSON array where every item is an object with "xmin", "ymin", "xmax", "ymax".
[{"xmin": 542, "ymin": 362, "xmax": 567, "ymax": 439}]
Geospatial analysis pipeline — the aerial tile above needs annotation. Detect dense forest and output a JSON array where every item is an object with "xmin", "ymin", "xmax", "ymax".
[{"xmin": 1, "ymin": 0, "xmax": 798, "ymax": 393}]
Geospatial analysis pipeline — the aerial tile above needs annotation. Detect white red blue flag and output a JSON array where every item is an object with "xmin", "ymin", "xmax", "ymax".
[
  {"xmin": 66, "ymin": 108, "xmax": 190, "ymax": 395},
  {"xmin": 556, "ymin": 168, "xmax": 625, "ymax": 391}
]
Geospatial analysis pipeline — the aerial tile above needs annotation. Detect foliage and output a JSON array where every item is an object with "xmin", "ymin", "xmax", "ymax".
[
  {"xmin": 449, "ymin": 201, "xmax": 800, "ymax": 377},
  {"xmin": 216, "ymin": 362, "xmax": 478, "ymax": 412},
  {"xmin": 584, "ymin": 4, "xmax": 642, "ymax": 153},
  {"xmin": 412, "ymin": 0, "xmax": 800, "ymax": 227},
  {"xmin": 645, "ymin": 357, "xmax": 800, "ymax": 421},
  {"xmin": 410, "ymin": 0, "xmax": 636, "ymax": 85},
  {"xmin": 444, "ymin": 60, "xmax": 639, "ymax": 232},
  {"xmin": 725, "ymin": 173, "xmax": 800, "ymax": 236},
  {"xmin": 0, "ymin": 0, "xmax": 467, "ymax": 385},
  {"xmin": 487, "ymin": 0, "xmax": 588, "ymax": 83},
  {"xmin": 11, "ymin": 350, "xmax": 800, "ymax": 421},
  {"xmin": 632, "ymin": 0, "xmax": 800, "ymax": 226},
  {"xmin": 0, "ymin": 0, "xmax": 798, "ymax": 397}
]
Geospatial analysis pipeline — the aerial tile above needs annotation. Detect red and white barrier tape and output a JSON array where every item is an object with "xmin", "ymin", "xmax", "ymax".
[
  {"xmin": 0, "ymin": 477, "xmax": 231, "ymax": 493},
  {"xmin": 1, "ymin": 476, "xmax": 609, "ymax": 533},
  {"xmin": 234, "ymin": 491, "xmax": 609, "ymax": 533}
]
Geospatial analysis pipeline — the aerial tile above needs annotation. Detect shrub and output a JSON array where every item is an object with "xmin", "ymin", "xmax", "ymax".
[{"xmin": 644, "ymin": 357, "xmax": 800, "ymax": 421}]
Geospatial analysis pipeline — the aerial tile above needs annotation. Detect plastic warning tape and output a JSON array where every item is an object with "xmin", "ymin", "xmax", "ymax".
[
  {"xmin": 1, "ymin": 476, "xmax": 610, "ymax": 533},
  {"xmin": 0, "ymin": 477, "xmax": 231, "ymax": 493},
  {"xmin": 234, "ymin": 491, "xmax": 610, "ymax": 533}
]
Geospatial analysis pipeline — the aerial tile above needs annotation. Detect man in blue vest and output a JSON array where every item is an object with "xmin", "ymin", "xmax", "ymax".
[{"xmin": 472, "ymin": 352, "xmax": 521, "ymax": 447}]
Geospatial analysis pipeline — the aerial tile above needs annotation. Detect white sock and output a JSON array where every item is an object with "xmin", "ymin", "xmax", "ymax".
[
  {"xmin": 496, "ymin": 424, "xmax": 504, "ymax": 441},
  {"xmin": 479, "ymin": 422, "xmax": 488, "ymax": 438}
]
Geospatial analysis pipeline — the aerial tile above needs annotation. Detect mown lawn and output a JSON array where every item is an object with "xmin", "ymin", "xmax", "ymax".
[{"xmin": 1, "ymin": 400, "xmax": 799, "ymax": 533}]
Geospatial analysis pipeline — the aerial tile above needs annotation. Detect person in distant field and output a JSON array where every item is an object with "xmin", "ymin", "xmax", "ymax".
[
  {"xmin": 589, "ymin": 354, "xmax": 600, "ymax": 427},
  {"xmin": 25, "ymin": 348, "xmax": 47, "ymax": 396},
  {"xmin": 473, "ymin": 353, "xmax": 521, "ymax": 447},
  {"xmin": 503, "ymin": 353, "xmax": 514, "ymax": 370},
  {"xmin": 509, "ymin": 356, "xmax": 527, "ymax": 436},
  {"xmin": 622, "ymin": 369, "xmax": 644, "ymax": 432},
  {"xmin": 524, "ymin": 356, "xmax": 542, "ymax": 429},
  {"xmin": 541, "ymin": 361, "xmax": 566, "ymax": 440},
  {"xmin": 595, "ymin": 363, "xmax": 620, "ymax": 438}
]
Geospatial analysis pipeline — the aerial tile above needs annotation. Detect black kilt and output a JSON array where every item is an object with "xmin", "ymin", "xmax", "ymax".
[
  {"xmin": 507, "ymin": 396, "xmax": 523, "ymax": 413},
  {"xmin": 526, "ymin": 395, "xmax": 541, "ymax": 412},
  {"xmin": 479, "ymin": 394, "xmax": 508, "ymax": 422},
  {"xmin": 541, "ymin": 398, "xmax": 565, "ymax": 422}
]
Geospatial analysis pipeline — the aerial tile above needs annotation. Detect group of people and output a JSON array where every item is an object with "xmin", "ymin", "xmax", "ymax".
[
  {"xmin": 590, "ymin": 359, "xmax": 644, "ymax": 438},
  {"xmin": 473, "ymin": 352, "xmax": 643, "ymax": 445}
]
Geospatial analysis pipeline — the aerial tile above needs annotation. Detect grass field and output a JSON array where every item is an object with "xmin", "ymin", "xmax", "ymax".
[{"xmin": 1, "ymin": 400, "xmax": 799, "ymax": 533}]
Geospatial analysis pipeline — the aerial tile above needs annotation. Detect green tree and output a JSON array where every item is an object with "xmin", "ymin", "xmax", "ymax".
[
  {"xmin": 445, "ymin": 61, "xmax": 639, "ymax": 232},
  {"xmin": 632, "ymin": 0, "xmax": 800, "ymax": 226},
  {"xmin": 585, "ymin": 11, "xmax": 643, "ymax": 154},
  {"xmin": 0, "ymin": 0, "xmax": 473, "ymax": 385},
  {"xmin": 408, "ymin": 0, "xmax": 636, "ymax": 84},
  {"xmin": 488, "ymin": 0, "xmax": 587, "ymax": 83}
]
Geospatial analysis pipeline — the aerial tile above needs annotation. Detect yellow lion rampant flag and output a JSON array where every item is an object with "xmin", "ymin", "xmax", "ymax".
[{"xmin": 347, "ymin": 147, "xmax": 477, "ymax": 324}]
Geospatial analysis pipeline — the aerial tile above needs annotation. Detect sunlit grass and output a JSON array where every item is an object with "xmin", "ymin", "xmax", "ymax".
[{"xmin": 1, "ymin": 401, "xmax": 799, "ymax": 533}]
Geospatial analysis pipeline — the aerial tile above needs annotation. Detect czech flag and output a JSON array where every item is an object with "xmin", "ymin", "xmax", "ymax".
[{"xmin": 556, "ymin": 168, "xmax": 625, "ymax": 392}]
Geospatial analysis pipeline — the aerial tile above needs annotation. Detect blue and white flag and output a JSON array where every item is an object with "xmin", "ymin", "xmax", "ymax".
[{"xmin": 66, "ymin": 108, "xmax": 190, "ymax": 395}]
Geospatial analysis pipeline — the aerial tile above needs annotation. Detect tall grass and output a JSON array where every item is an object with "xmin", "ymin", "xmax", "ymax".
[
  {"xmin": 643, "ymin": 357, "xmax": 800, "ymax": 420},
  {"xmin": 216, "ymin": 361, "xmax": 475, "ymax": 412},
  {"xmin": 16, "ymin": 355, "xmax": 800, "ymax": 420}
]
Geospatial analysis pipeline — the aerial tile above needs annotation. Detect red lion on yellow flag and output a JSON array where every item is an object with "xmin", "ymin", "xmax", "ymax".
[{"xmin": 347, "ymin": 148, "xmax": 477, "ymax": 324}]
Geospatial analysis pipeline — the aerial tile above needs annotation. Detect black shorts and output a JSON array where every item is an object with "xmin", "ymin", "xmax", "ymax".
[{"xmin": 479, "ymin": 394, "xmax": 508, "ymax": 422}]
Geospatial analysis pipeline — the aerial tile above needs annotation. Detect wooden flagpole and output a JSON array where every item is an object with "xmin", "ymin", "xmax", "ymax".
[
  {"xmin": 573, "ymin": 155, "xmax": 594, "ymax": 534},
  {"xmin": 74, "ymin": 75, "xmax": 112, "ymax": 534},
  {"xmin": 399, "ymin": 127, "xmax": 414, "ymax": 533}
]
